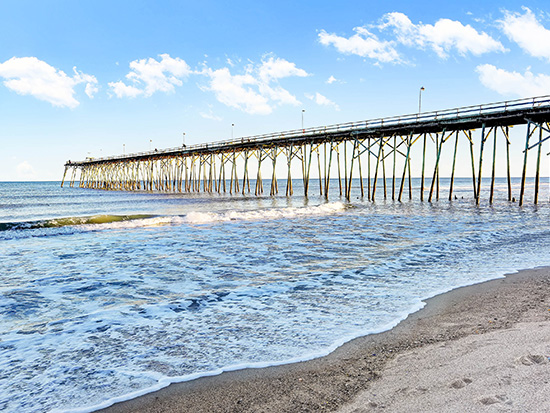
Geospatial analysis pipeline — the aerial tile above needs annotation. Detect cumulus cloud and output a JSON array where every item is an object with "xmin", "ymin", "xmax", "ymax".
[
  {"xmin": 380, "ymin": 12, "xmax": 506, "ymax": 58},
  {"xmin": 201, "ymin": 67, "xmax": 271, "ymax": 114},
  {"xmin": 306, "ymin": 92, "xmax": 340, "ymax": 110},
  {"xmin": 109, "ymin": 53, "xmax": 191, "ymax": 98},
  {"xmin": 0, "ymin": 57, "xmax": 98, "ymax": 108},
  {"xmin": 476, "ymin": 64, "xmax": 550, "ymax": 97},
  {"xmin": 499, "ymin": 7, "xmax": 550, "ymax": 61},
  {"xmin": 318, "ymin": 27, "xmax": 401, "ymax": 63},
  {"xmin": 200, "ymin": 56, "xmax": 309, "ymax": 115},
  {"xmin": 319, "ymin": 12, "xmax": 505, "ymax": 63}
]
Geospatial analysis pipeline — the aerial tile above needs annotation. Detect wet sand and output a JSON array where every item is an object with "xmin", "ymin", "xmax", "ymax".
[{"xmin": 100, "ymin": 267, "xmax": 550, "ymax": 413}]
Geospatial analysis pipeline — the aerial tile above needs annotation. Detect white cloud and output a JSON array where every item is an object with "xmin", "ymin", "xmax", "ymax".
[
  {"xmin": 109, "ymin": 53, "xmax": 191, "ymax": 98},
  {"xmin": 326, "ymin": 75, "xmax": 341, "ymax": 84},
  {"xmin": 0, "ymin": 57, "xmax": 97, "ymax": 108},
  {"xmin": 318, "ymin": 27, "xmax": 401, "ymax": 63},
  {"xmin": 200, "ymin": 56, "xmax": 308, "ymax": 115},
  {"xmin": 85, "ymin": 83, "xmax": 99, "ymax": 98},
  {"xmin": 476, "ymin": 64, "xmax": 550, "ymax": 97},
  {"xmin": 381, "ymin": 12, "xmax": 506, "ymax": 58},
  {"xmin": 201, "ymin": 67, "xmax": 272, "ymax": 115},
  {"xmin": 16, "ymin": 161, "xmax": 37, "ymax": 179},
  {"xmin": 260, "ymin": 83, "xmax": 301, "ymax": 106},
  {"xmin": 257, "ymin": 56, "xmax": 308, "ymax": 82},
  {"xmin": 306, "ymin": 92, "xmax": 340, "ymax": 110},
  {"xmin": 108, "ymin": 81, "xmax": 143, "ymax": 98},
  {"xmin": 319, "ymin": 13, "xmax": 505, "ymax": 63},
  {"xmin": 499, "ymin": 7, "xmax": 550, "ymax": 61}
]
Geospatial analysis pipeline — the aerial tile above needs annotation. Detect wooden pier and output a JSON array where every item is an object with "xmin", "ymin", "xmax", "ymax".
[{"xmin": 62, "ymin": 95, "xmax": 550, "ymax": 205}]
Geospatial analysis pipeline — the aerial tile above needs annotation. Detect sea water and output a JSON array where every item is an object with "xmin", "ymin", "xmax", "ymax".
[{"xmin": 1, "ymin": 179, "xmax": 550, "ymax": 412}]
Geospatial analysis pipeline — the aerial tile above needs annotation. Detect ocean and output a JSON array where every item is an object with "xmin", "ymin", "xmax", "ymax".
[{"xmin": 1, "ymin": 178, "xmax": 550, "ymax": 412}]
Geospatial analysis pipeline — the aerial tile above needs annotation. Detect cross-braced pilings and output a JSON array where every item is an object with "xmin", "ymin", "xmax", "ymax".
[{"xmin": 63, "ymin": 95, "xmax": 550, "ymax": 205}]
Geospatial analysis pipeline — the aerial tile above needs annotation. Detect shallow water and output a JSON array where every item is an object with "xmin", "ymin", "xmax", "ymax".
[{"xmin": 1, "ymin": 179, "xmax": 550, "ymax": 412}]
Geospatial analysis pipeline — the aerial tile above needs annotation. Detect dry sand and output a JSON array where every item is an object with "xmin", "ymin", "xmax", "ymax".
[{"xmin": 100, "ymin": 267, "xmax": 550, "ymax": 413}]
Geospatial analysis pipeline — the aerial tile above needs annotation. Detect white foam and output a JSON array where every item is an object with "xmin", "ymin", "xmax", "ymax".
[
  {"xmin": 39, "ymin": 202, "xmax": 347, "ymax": 232},
  {"xmin": 0, "ymin": 203, "xmax": 348, "ymax": 238},
  {"xmin": 54, "ymin": 300, "xmax": 425, "ymax": 413},
  {"xmin": 81, "ymin": 216, "xmax": 175, "ymax": 230},
  {"xmin": 184, "ymin": 202, "xmax": 347, "ymax": 225}
]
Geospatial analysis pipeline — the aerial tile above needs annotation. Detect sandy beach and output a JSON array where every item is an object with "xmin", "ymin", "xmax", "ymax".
[{"xmin": 101, "ymin": 267, "xmax": 550, "ymax": 413}]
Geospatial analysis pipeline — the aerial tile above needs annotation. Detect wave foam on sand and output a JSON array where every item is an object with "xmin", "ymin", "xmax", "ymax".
[{"xmin": 96, "ymin": 267, "xmax": 550, "ymax": 413}]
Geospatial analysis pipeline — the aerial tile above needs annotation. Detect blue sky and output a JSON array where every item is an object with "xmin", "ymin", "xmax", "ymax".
[{"xmin": 1, "ymin": 0, "xmax": 550, "ymax": 180}]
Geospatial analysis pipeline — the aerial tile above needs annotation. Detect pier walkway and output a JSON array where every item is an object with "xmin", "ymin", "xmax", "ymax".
[{"xmin": 63, "ymin": 95, "xmax": 550, "ymax": 205}]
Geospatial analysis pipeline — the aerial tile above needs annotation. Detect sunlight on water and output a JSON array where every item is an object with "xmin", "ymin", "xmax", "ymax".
[{"xmin": 1, "ymin": 179, "xmax": 550, "ymax": 412}]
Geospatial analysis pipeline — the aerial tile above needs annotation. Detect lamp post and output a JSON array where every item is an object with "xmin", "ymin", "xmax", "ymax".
[
  {"xmin": 302, "ymin": 109, "xmax": 305, "ymax": 132},
  {"xmin": 419, "ymin": 86, "xmax": 425, "ymax": 113},
  {"xmin": 182, "ymin": 132, "xmax": 186, "ymax": 147},
  {"xmin": 232, "ymin": 123, "xmax": 234, "ymax": 140},
  {"xmin": 123, "ymin": 144, "xmax": 125, "ymax": 155}
]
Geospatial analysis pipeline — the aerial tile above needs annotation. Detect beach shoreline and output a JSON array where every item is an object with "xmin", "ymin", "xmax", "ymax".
[{"xmin": 99, "ymin": 266, "xmax": 550, "ymax": 413}]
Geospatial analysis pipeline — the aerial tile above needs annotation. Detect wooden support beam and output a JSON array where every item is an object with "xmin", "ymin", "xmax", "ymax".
[
  {"xmin": 476, "ymin": 124, "xmax": 487, "ymax": 204},
  {"xmin": 371, "ymin": 138, "xmax": 383, "ymax": 201},
  {"xmin": 535, "ymin": 125, "xmax": 543, "ymax": 204},
  {"xmin": 449, "ymin": 131, "xmax": 459, "ymax": 201},
  {"xmin": 325, "ymin": 143, "xmax": 334, "ymax": 198},
  {"xmin": 242, "ymin": 150, "xmax": 249, "ymax": 195},
  {"xmin": 428, "ymin": 132, "xmax": 444, "ymax": 203},
  {"xmin": 503, "ymin": 126, "xmax": 512, "ymax": 201},
  {"xmin": 489, "ymin": 127, "xmax": 498, "ymax": 204},
  {"xmin": 392, "ymin": 135, "xmax": 396, "ymax": 201},
  {"xmin": 61, "ymin": 166, "xmax": 68, "ymax": 188},
  {"xmin": 367, "ymin": 139, "xmax": 371, "ymax": 201},
  {"xmin": 270, "ymin": 147, "xmax": 278, "ymax": 196},
  {"xmin": 398, "ymin": 136, "xmax": 411, "ymax": 202},
  {"xmin": 346, "ymin": 141, "xmax": 356, "ymax": 200},
  {"xmin": 420, "ymin": 133, "xmax": 426, "ymax": 201},
  {"xmin": 286, "ymin": 145, "xmax": 293, "ymax": 196},
  {"xmin": 358, "ymin": 142, "xmax": 364, "ymax": 198},
  {"xmin": 344, "ymin": 141, "xmax": 348, "ymax": 198},
  {"xmin": 519, "ymin": 122, "xmax": 532, "ymax": 206},
  {"xmin": 337, "ymin": 144, "xmax": 342, "ymax": 196},
  {"xmin": 323, "ymin": 142, "xmax": 328, "ymax": 197},
  {"xmin": 381, "ymin": 144, "xmax": 387, "ymax": 199},
  {"xmin": 317, "ymin": 146, "xmax": 323, "ymax": 195}
]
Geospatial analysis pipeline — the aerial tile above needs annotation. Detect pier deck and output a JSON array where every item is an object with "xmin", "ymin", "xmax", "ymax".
[{"xmin": 63, "ymin": 95, "xmax": 550, "ymax": 205}]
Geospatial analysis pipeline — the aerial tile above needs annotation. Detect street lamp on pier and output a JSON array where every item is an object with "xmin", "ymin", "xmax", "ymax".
[
  {"xmin": 419, "ymin": 86, "xmax": 425, "ymax": 113},
  {"xmin": 302, "ymin": 109, "xmax": 305, "ymax": 132}
]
